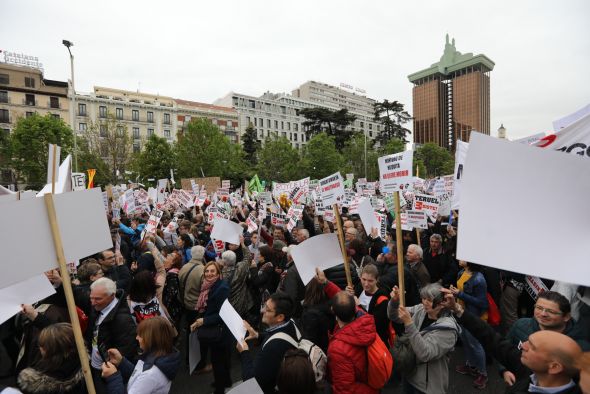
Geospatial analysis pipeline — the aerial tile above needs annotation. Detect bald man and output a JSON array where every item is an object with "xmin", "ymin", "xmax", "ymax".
[{"xmin": 445, "ymin": 290, "xmax": 583, "ymax": 393}]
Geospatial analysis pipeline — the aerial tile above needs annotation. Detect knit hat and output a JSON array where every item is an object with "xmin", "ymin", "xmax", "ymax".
[
  {"xmin": 190, "ymin": 245, "xmax": 205, "ymax": 262},
  {"xmin": 272, "ymin": 240, "xmax": 286, "ymax": 251}
]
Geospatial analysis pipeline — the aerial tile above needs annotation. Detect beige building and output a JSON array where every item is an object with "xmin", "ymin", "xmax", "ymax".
[
  {"xmin": 0, "ymin": 62, "xmax": 69, "ymax": 135},
  {"xmin": 175, "ymin": 99, "xmax": 239, "ymax": 143}
]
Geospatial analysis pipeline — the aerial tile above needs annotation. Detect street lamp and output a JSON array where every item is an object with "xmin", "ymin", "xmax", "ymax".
[{"xmin": 62, "ymin": 39, "xmax": 78, "ymax": 172}]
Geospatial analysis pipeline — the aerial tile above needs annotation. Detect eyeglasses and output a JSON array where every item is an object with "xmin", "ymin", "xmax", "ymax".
[{"xmin": 534, "ymin": 305, "xmax": 563, "ymax": 316}]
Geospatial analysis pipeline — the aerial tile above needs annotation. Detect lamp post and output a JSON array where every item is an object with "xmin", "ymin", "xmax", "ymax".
[{"xmin": 62, "ymin": 39, "xmax": 78, "ymax": 172}]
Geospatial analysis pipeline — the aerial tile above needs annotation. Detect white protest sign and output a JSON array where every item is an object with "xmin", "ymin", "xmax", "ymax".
[
  {"xmin": 0, "ymin": 188, "xmax": 112, "ymax": 288},
  {"xmin": 286, "ymin": 205, "xmax": 303, "ymax": 232},
  {"xmin": 437, "ymin": 192, "xmax": 452, "ymax": 216},
  {"xmin": 535, "ymin": 111, "xmax": 590, "ymax": 159},
  {"xmin": 102, "ymin": 191, "xmax": 109, "ymax": 213},
  {"xmin": 37, "ymin": 155, "xmax": 72, "ymax": 196},
  {"xmin": 195, "ymin": 189, "xmax": 207, "ymax": 207},
  {"xmin": 270, "ymin": 212, "xmax": 287, "ymax": 227},
  {"xmin": 210, "ymin": 218, "xmax": 243, "ymax": 245},
  {"xmin": 0, "ymin": 274, "xmax": 56, "ymax": 325},
  {"xmin": 291, "ymin": 233, "xmax": 344, "ymax": 285},
  {"xmin": 552, "ymin": 103, "xmax": 590, "ymax": 131},
  {"xmin": 319, "ymin": 172, "xmax": 345, "ymax": 206},
  {"xmin": 358, "ymin": 198, "xmax": 379, "ymax": 236},
  {"xmin": 246, "ymin": 214, "xmax": 258, "ymax": 233},
  {"xmin": 144, "ymin": 209, "xmax": 164, "ymax": 235},
  {"xmin": 457, "ymin": 132, "xmax": 590, "ymax": 287},
  {"xmin": 227, "ymin": 378, "xmax": 263, "ymax": 394},
  {"xmin": 177, "ymin": 189, "xmax": 194, "ymax": 209},
  {"xmin": 406, "ymin": 210, "xmax": 428, "ymax": 230},
  {"xmin": 124, "ymin": 189, "xmax": 136, "ymax": 214},
  {"xmin": 378, "ymin": 151, "xmax": 413, "ymax": 192},
  {"xmin": 514, "ymin": 132, "xmax": 545, "ymax": 145},
  {"xmin": 157, "ymin": 179, "xmax": 168, "ymax": 202},
  {"xmin": 413, "ymin": 194, "xmax": 439, "ymax": 221},
  {"xmin": 190, "ymin": 180, "xmax": 200, "ymax": 195},
  {"xmin": 451, "ymin": 140, "xmax": 468, "ymax": 210},
  {"xmin": 147, "ymin": 187, "xmax": 157, "ymax": 203},
  {"xmin": 71, "ymin": 173, "xmax": 86, "ymax": 191},
  {"xmin": 222, "ymin": 180, "xmax": 231, "ymax": 189},
  {"xmin": 219, "ymin": 300, "xmax": 247, "ymax": 342}
]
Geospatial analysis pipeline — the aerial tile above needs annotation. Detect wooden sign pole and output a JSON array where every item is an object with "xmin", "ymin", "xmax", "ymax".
[
  {"xmin": 43, "ymin": 194, "xmax": 96, "ymax": 394},
  {"xmin": 333, "ymin": 203, "xmax": 352, "ymax": 288},
  {"xmin": 394, "ymin": 192, "xmax": 406, "ymax": 306},
  {"xmin": 51, "ymin": 144, "xmax": 57, "ymax": 195},
  {"xmin": 416, "ymin": 229, "xmax": 421, "ymax": 247}
]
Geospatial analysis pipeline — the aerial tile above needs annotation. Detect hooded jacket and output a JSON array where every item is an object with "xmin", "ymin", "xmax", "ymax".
[
  {"xmin": 104, "ymin": 351, "xmax": 181, "ymax": 394},
  {"xmin": 328, "ymin": 313, "xmax": 379, "ymax": 394},
  {"xmin": 17, "ymin": 357, "xmax": 86, "ymax": 394},
  {"xmin": 388, "ymin": 300, "xmax": 460, "ymax": 394}
]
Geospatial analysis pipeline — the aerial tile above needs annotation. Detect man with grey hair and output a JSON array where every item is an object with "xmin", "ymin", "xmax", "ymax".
[
  {"xmin": 423, "ymin": 233, "xmax": 457, "ymax": 287},
  {"xmin": 295, "ymin": 228, "xmax": 309, "ymax": 244},
  {"xmin": 406, "ymin": 244, "xmax": 431, "ymax": 289},
  {"xmin": 86, "ymin": 277, "xmax": 137, "ymax": 393}
]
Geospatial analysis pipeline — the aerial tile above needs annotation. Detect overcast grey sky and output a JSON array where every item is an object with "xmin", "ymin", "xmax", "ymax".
[{"xmin": 3, "ymin": 0, "xmax": 589, "ymax": 139}]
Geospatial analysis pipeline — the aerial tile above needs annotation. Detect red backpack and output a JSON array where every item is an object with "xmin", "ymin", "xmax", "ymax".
[{"xmin": 367, "ymin": 333, "xmax": 394, "ymax": 389}]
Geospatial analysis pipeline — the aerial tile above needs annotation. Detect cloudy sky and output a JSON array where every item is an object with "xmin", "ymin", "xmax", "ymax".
[{"xmin": 3, "ymin": 0, "xmax": 589, "ymax": 139}]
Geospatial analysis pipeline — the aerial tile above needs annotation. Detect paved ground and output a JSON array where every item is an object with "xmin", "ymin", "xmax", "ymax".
[{"xmin": 170, "ymin": 334, "xmax": 506, "ymax": 394}]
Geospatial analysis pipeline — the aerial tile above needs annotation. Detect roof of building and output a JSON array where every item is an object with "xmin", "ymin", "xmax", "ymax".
[
  {"xmin": 175, "ymin": 98, "xmax": 236, "ymax": 113},
  {"xmin": 408, "ymin": 35, "xmax": 495, "ymax": 83}
]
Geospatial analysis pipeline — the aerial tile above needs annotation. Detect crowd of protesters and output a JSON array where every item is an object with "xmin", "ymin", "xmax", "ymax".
[{"xmin": 0, "ymin": 191, "xmax": 589, "ymax": 394}]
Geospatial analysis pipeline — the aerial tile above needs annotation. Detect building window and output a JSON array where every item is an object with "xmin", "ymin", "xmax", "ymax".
[
  {"xmin": 133, "ymin": 142, "xmax": 140, "ymax": 153},
  {"xmin": 254, "ymin": 118, "xmax": 257, "ymax": 127},
  {"xmin": 164, "ymin": 129, "xmax": 171, "ymax": 139},
  {"xmin": 281, "ymin": 121, "xmax": 284, "ymax": 130},
  {"xmin": 133, "ymin": 127, "xmax": 140, "ymax": 139},
  {"xmin": 132, "ymin": 110, "xmax": 139, "ymax": 121},
  {"xmin": 246, "ymin": 116, "xmax": 251, "ymax": 126},
  {"xmin": 360, "ymin": 121, "xmax": 364, "ymax": 128},
  {"xmin": 164, "ymin": 113, "xmax": 170, "ymax": 124},
  {"xmin": 25, "ymin": 77, "xmax": 36, "ymax": 88},
  {"xmin": 79, "ymin": 123, "xmax": 87, "ymax": 132},
  {"xmin": 99, "ymin": 106, "xmax": 107, "ymax": 118},
  {"xmin": 26, "ymin": 112, "xmax": 34, "ymax": 118},
  {"xmin": 117, "ymin": 126, "xmax": 124, "ymax": 136},
  {"xmin": 0, "ymin": 91, "xmax": 7, "ymax": 103},
  {"xmin": 0, "ymin": 74, "xmax": 9, "ymax": 85},
  {"xmin": 78, "ymin": 103, "xmax": 86, "ymax": 116},
  {"xmin": 116, "ymin": 108, "xmax": 123, "ymax": 120},
  {"xmin": 147, "ymin": 128, "xmax": 154, "ymax": 137},
  {"xmin": 50, "ymin": 97, "xmax": 59, "ymax": 109},
  {"xmin": 259, "ymin": 118, "xmax": 263, "ymax": 127},
  {"xmin": 274, "ymin": 120, "xmax": 278, "ymax": 129},
  {"xmin": 294, "ymin": 133, "xmax": 298, "ymax": 141},
  {"xmin": 369, "ymin": 124, "xmax": 372, "ymax": 130},
  {"xmin": 0, "ymin": 109, "xmax": 8, "ymax": 123},
  {"xmin": 294, "ymin": 123, "xmax": 298, "ymax": 131},
  {"xmin": 287, "ymin": 122, "xmax": 291, "ymax": 131},
  {"xmin": 369, "ymin": 130, "xmax": 373, "ymax": 137},
  {"xmin": 52, "ymin": 114, "xmax": 60, "ymax": 120},
  {"xmin": 25, "ymin": 94, "xmax": 35, "ymax": 106},
  {"xmin": 282, "ymin": 132, "xmax": 287, "ymax": 138},
  {"xmin": 227, "ymin": 120, "xmax": 232, "ymax": 128},
  {"xmin": 147, "ymin": 111, "xmax": 153, "ymax": 123},
  {"xmin": 100, "ymin": 124, "xmax": 107, "ymax": 137},
  {"xmin": 248, "ymin": 100, "xmax": 255, "ymax": 109}
]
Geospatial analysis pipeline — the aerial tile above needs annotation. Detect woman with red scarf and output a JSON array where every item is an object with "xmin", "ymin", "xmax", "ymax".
[{"xmin": 190, "ymin": 262, "xmax": 232, "ymax": 394}]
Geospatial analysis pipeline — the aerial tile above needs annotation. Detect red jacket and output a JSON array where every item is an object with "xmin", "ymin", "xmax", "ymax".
[{"xmin": 328, "ymin": 313, "xmax": 379, "ymax": 394}]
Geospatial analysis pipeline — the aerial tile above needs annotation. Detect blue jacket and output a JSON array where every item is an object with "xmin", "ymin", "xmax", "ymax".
[
  {"xmin": 457, "ymin": 270, "xmax": 488, "ymax": 317},
  {"xmin": 119, "ymin": 223, "xmax": 146, "ymax": 246},
  {"xmin": 202, "ymin": 279, "xmax": 230, "ymax": 328}
]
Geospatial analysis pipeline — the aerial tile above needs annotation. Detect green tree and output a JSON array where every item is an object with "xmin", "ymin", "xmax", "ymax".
[
  {"xmin": 302, "ymin": 133, "xmax": 344, "ymax": 179},
  {"xmin": 222, "ymin": 143, "xmax": 251, "ymax": 186},
  {"xmin": 85, "ymin": 113, "xmax": 133, "ymax": 183},
  {"xmin": 377, "ymin": 137, "xmax": 405, "ymax": 156},
  {"xmin": 175, "ymin": 118, "xmax": 234, "ymax": 179},
  {"xmin": 8, "ymin": 113, "xmax": 74, "ymax": 188},
  {"xmin": 242, "ymin": 124, "xmax": 260, "ymax": 165},
  {"xmin": 414, "ymin": 142, "xmax": 455, "ymax": 178},
  {"xmin": 129, "ymin": 134, "xmax": 176, "ymax": 183},
  {"xmin": 299, "ymin": 107, "xmax": 356, "ymax": 151},
  {"xmin": 76, "ymin": 136, "xmax": 111, "ymax": 187},
  {"xmin": 341, "ymin": 134, "xmax": 379, "ymax": 181},
  {"xmin": 257, "ymin": 136, "xmax": 302, "ymax": 182},
  {"xmin": 373, "ymin": 100, "xmax": 412, "ymax": 145}
]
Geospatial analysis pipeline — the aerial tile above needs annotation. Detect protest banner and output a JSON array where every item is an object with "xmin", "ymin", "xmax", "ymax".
[
  {"xmin": 190, "ymin": 179, "xmax": 200, "ymax": 195},
  {"xmin": 319, "ymin": 172, "xmax": 345, "ymax": 206},
  {"xmin": 552, "ymin": 103, "xmax": 590, "ymax": 131},
  {"xmin": 101, "ymin": 191, "xmax": 109, "ymax": 213},
  {"xmin": 535, "ymin": 111, "xmax": 590, "ymax": 159},
  {"xmin": 181, "ymin": 177, "xmax": 221, "ymax": 193},
  {"xmin": 210, "ymin": 218, "xmax": 243, "ymax": 245},
  {"xmin": 156, "ymin": 179, "xmax": 168, "ymax": 203},
  {"xmin": 290, "ymin": 233, "xmax": 344, "ymax": 285},
  {"xmin": 286, "ymin": 205, "xmax": 303, "ymax": 232},
  {"xmin": 246, "ymin": 214, "xmax": 258, "ymax": 233},
  {"xmin": 222, "ymin": 179, "xmax": 230, "ymax": 189},
  {"xmin": 270, "ymin": 212, "xmax": 287, "ymax": 227},
  {"xmin": 37, "ymin": 155, "xmax": 72, "ymax": 196},
  {"xmin": 451, "ymin": 140, "xmax": 468, "ymax": 210},
  {"xmin": 143, "ymin": 209, "xmax": 164, "ymax": 237},
  {"xmin": 413, "ymin": 193, "xmax": 439, "ymax": 222},
  {"xmin": 378, "ymin": 150, "xmax": 413, "ymax": 193},
  {"xmin": 457, "ymin": 133, "xmax": 590, "ymax": 287},
  {"xmin": 514, "ymin": 132, "xmax": 545, "ymax": 145},
  {"xmin": 358, "ymin": 198, "xmax": 379, "ymax": 236},
  {"xmin": 71, "ymin": 172, "xmax": 86, "ymax": 191},
  {"xmin": 406, "ymin": 210, "xmax": 428, "ymax": 230}
]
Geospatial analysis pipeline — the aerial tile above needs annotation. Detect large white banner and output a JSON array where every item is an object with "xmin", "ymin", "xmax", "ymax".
[
  {"xmin": 378, "ymin": 151, "xmax": 413, "ymax": 192},
  {"xmin": 457, "ymin": 133, "xmax": 590, "ymax": 287},
  {"xmin": 535, "ymin": 111, "xmax": 590, "ymax": 159},
  {"xmin": 451, "ymin": 140, "xmax": 468, "ymax": 210}
]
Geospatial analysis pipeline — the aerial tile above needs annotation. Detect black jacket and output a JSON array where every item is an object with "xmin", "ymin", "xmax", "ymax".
[
  {"xmin": 104, "ymin": 265, "xmax": 132, "ymax": 291},
  {"xmin": 367, "ymin": 287, "xmax": 391, "ymax": 345},
  {"xmin": 73, "ymin": 282, "xmax": 92, "ymax": 317},
  {"xmin": 422, "ymin": 248, "xmax": 457, "ymax": 287},
  {"xmin": 325, "ymin": 262, "xmax": 360, "ymax": 293},
  {"xmin": 85, "ymin": 290, "xmax": 138, "ymax": 363},
  {"xmin": 379, "ymin": 263, "xmax": 421, "ymax": 307},
  {"xmin": 279, "ymin": 263, "xmax": 305, "ymax": 318},
  {"xmin": 300, "ymin": 303, "xmax": 334, "ymax": 353}
]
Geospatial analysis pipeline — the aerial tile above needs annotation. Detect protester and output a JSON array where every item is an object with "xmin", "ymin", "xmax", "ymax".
[
  {"xmin": 96, "ymin": 250, "xmax": 132, "ymax": 291},
  {"xmin": 422, "ymin": 234, "xmax": 457, "ymax": 287},
  {"xmin": 127, "ymin": 271, "xmax": 167, "ymax": 324},
  {"xmin": 177, "ymin": 234, "xmax": 193, "ymax": 264},
  {"xmin": 355, "ymin": 264, "xmax": 391, "ymax": 345},
  {"xmin": 74, "ymin": 260, "xmax": 104, "ymax": 316},
  {"xmin": 405, "ymin": 244, "xmax": 431, "ymax": 289},
  {"xmin": 17, "ymin": 323, "xmax": 86, "ymax": 394},
  {"xmin": 101, "ymin": 316, "xmax": 180, "ymax": 394},
  {"xmin": 190, "ymin": 262, "xmax": 232, "ymax": 394},
  {"xmin": 300, "ymin": 277, "xmax": 335, "ymax": 353},
  {"xmin": 388, "ymin": 283, "xmax": 460, "ymax": 394},
  {"xmin": 276, "ymin": 349, "xmax": 317, "ymax": 394},
  {"xmin": 221, "ymin": 247, "xmax": 254, "ymax": 320}
]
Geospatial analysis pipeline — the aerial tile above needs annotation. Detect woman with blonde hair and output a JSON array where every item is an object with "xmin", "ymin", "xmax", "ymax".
[{"xmin": 102, "ymin": 316, "xmax": 180, "ymax": 394}]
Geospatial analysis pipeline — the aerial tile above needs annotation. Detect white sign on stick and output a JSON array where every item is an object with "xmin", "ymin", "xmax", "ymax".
[
  {"xmin": 37, "ymin": 155, "xmax": 72, "ymax": 196},
  {"xmin": 406, "ymin": 210, "xmax": 428, "ymax": 230},
  {"xmin": 71, "ymin": 173, "xmax": 86, "ymax": 191},
  {"xmin": 451, "ymin": 140, "xmax": 468, "ymax": 210},
  {"xmin": 219, "ymin": 300, "xmax": 247, "ymax": 342},
  {"xmin": 412, "ymin": 194, "xmax": 439, "ymax": 222},
  {"xmin": 0, "ymin": 188, "xmax": 112, "ymax": 289},
  {"xmin": 358, "ymin": 198, "xmax": 379, "ymax": 236},
  {"xmin": 46, "ymin": 144, "xmax": 61, "ymax": 185},
  {"xmin": 210, "ymin": 218, "xmax": 243, "ymax": 245},
  {"xmin": 319, "ymin": 172, "xmax": 345, "ymax": 206},
  {"xmin": 378, "ymin": 151, "xmax": 413, "ymax": 192},
  {"xmin": 457, "ymin": 133, "xmax": 590, "ymax": 287},
  {"xmin": 0, "ymin": 274, "xmax": 56, "ymax": 325},
  {"xmin": 291, "ymin": 233, "xmax": 343, "ymax": 285}
]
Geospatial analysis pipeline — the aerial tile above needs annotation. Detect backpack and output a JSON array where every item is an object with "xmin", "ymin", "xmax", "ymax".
[
  {"xmin": 264, "ymin": 324, "xmax": 327, "ymax": 384},
  {"xmin": 367, "ymin": 333, "xmax": 394, "ymax": 389},
  {"xmin": 486, "ymin": 292, "xmax": 501, "ymax": 326}
]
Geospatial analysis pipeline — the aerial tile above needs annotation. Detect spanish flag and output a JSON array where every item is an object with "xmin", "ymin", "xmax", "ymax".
[{"xmin": 87, "ymin": 169, "xmax": 96, "ymax": 189}]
